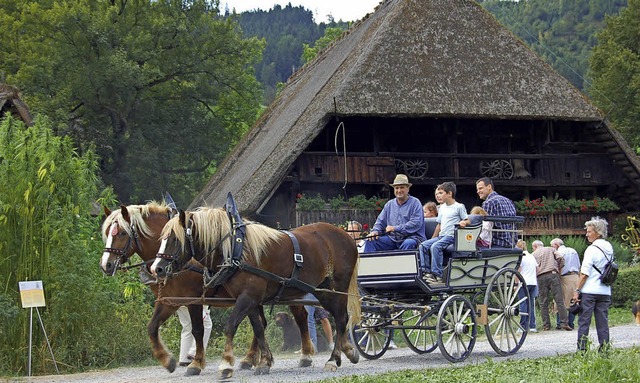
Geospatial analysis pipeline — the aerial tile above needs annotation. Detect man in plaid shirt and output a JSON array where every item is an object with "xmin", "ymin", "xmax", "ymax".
[{"xmin": 476, "ymin": 177, "xmax": 517, "ymax": 248}]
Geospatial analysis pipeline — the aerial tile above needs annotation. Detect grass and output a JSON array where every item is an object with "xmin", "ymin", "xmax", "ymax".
[{"xmin": 318, "ymin": 347, "xmax": 640, "ymax": 383}]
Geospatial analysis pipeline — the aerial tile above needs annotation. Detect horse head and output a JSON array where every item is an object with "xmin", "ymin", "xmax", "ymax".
[
  {"xmin": 100, "ymin": 202, "xmax": 169, "ymax": 276},
  {"xmin": 151, "ymin": 207, "xmax": 233, "ymax": 278}
]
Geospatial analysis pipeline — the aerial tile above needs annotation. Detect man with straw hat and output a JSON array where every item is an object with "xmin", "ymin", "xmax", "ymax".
[{"xmin": 364, "ymin": 174, "xmax": 426, "ymax": 252}]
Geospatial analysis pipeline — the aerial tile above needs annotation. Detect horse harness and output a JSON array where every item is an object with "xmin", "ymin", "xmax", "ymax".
[{"xmin": 202, "ymin": 193, "xmax": 317, "ymax": 301}]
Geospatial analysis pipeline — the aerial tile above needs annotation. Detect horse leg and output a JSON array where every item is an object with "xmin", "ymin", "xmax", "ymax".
[
  {"xmin": 184, "ymin": 304, "xmax": 205, "ymax": 376},
  {"xmin": 317, "ymin": 292, "xmax": 359, "ymax": 372},
  {"xmin": 246, "ymin": 307, "xmax": 273, "ymax": 375},
  {"xmin": 148, "ymin": 302, "xmax": 178, "ymax": 373},
  {"xmin": 239, "ymin": 305, "xmax": 266, "ymax": 370},
  {"xmin": 289, "ymin": 305, "xmax": 314, "ymax": 367},
  {"xmin": 218, "ymin": 294, "xmax": 254, "ymax": 380}
]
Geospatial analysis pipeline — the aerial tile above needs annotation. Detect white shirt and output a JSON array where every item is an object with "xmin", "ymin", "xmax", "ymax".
[
  {"xmin": 557, "ymin": 245, "xmax": 580, "ymax": 274},
  {"xmin": 437, "ymin": 202, "xmax": 468, "ymax": 237},
  {"xmin": 580, "ymin": 238, "xmax": 613, "ymax": 296},
  {"xmin": 519, "ymin": 251, "xmax": 538, "ymax": 286}
]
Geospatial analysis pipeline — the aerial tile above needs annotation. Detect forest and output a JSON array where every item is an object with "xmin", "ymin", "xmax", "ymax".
[{"xmin": 0, "ymin": 0, "xmax": 639, "ymax": 376}]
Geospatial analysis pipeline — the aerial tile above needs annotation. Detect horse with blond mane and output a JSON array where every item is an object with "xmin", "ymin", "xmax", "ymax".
[
  {"xmin": 151, "ymin": 206, "xmax": 361, "ymax": 380},
  {"xmin": 100, "ymin": 202, "xmax": 313, "ymax": 375}
]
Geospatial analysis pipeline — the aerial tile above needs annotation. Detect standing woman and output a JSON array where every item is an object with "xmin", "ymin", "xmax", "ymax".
[{"xmin": 573, "ymin": 217, "xmax": 613, "ymax": 352}]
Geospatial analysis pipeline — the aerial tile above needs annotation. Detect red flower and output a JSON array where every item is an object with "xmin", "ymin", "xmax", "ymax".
[
  {"xmin": 296, "ymin": 193, "xmax": 302, "ymax": 199},
  {"xmin": 363, "ymin": 224, "xmax": 369, "ymax": 231}
]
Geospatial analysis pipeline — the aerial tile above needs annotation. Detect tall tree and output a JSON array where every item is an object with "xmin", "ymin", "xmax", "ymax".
[
  {"xmin": 0, "ymin": 0, "xmax": 264, "ymax": 205},
  {"xmin": 589, "ymin": 0, "xmax": 640, "ymax": 150}
]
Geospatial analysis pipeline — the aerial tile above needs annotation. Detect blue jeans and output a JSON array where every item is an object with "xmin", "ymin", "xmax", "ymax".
[
  {"xmin": 419, "ymin": 235, "xmax": 454, "ymax": 277},
  {"xmin": 363, "ymin": 235, "xmax": 418, "ymax": 252},
  {"xmin": 305, "ymin": 305, "xmax": 317, "ymax": 352},
  {"xmin": 518, "ymin": 284, "xmax": 538, "ymax": 329}
]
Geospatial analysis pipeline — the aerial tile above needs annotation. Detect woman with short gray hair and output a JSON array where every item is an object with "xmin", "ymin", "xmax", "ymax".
[{"xmin": 573, "ymin": 216, "xmax": 612, "ymax": 352}]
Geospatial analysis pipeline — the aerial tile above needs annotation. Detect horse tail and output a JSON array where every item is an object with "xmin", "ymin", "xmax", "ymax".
[{"xmin": 346, "ymin": 257, "xmax": 361, "ymax": 329}]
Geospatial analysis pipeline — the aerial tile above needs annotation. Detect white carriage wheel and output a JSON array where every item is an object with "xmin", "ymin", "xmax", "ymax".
[
  {"xmin": 483, "ymin": 268, "xmax": 529, "ymax": 356},
  {"xmin": 436, "ymin": 295, "xmax": 477, "ymax": 363}
]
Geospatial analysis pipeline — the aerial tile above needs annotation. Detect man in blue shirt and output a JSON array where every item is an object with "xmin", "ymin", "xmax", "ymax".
[
  {"xmin": 364, "ymin": 174, "xmax": 426, "ymax": 252},
  {"xmin": 476, "ymin": 177, "xmax": 517, "ymax": 248}
]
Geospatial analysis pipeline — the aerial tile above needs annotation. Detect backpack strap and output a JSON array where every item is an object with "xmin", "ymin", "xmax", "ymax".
[{"xmin": 591, "ymin": 244, "xmax": 612, "ymax": 275}]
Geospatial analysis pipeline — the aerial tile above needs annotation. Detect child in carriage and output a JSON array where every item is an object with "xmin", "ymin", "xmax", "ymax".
[{"xmin": 419, "ymin": 182, "xmax": 468, "ymax": 284}]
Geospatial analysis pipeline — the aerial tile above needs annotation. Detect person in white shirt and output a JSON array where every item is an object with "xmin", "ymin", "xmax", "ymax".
[
  {"xmin": 346, "ymin": 220, "xmax": 366, "ymax": 253},
  {"xmin": 517, "ymin": 240, "xmax": 539, "ymax": 332},
  {"xmin": 573, "ymin": 217, "xmax": 613, "ymax": 352},
  {"xmin": 551, "ymin": 238, "xmax": 581, "ymax": 329}
]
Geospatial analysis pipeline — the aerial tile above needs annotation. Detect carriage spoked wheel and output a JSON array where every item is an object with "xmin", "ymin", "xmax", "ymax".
[
  {"xmin": 401, "ymin": 308, "xmax": 438, "ymax": 354},
  {"xmin": 436, "ymin": 295, "xmax": 477, "ymax": 362},
  {"xmin": 483, "ymin": 268, "xmax": 530, "ymax": 356},
  {"xmin": 349, "ymin": 311, "xmax": 391, "ymax": 360}
]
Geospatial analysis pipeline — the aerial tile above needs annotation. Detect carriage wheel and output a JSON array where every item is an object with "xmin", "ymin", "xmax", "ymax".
[
  {"xmin": 349, "ymin": 311, "xmax": 391, "ymax": 360},
  {"xmin": 483, "ymin": 268, "xmax": 530, "ymax": 356},
  {"xmin": 436, "ymin": 295, "xmax": 477, "ymax": 363},
  {"xmin": 479, "ymin": 159, "xmax": 514, "ymax": 179},
  {"xmin": 401, "ymin": 309, "xmax": 438, "ymax": 354},
  {"xmin": 403, "ymin": 159, "xmax": 428, "ymax": 179},
  {"xmin": 499, "ymin": 160, "xmax": 514, "ymax": 179}
]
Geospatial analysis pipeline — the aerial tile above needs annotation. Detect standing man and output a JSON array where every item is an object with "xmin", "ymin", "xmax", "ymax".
[
  {"xmin": 475, "ymin": 177, "xmax": 517, "ymax": 248},
  {"xmin": 531, "ymin": 240, "xmax": 572, "ymax": 331},
  {"xmin": 364, "ymin": 174, "xmax": 426, "ymax": 252},
  {"xmin": 551, "ymin": 238, "xmax": 581, "ymax": 329}
]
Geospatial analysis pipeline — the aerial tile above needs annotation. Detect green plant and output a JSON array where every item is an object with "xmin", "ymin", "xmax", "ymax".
[
  {"xmin": 295, "ymin": 194, "xmax": 327, "ymax": 211},
  {"xmin": 515, "ymin": 195, "xmax": 619, "ymax": 215},
  {"xmin": 328, "ymin": 195, "xmax": 346, "ymax": 210},
  {"xmin": 610, "ymin": 265, "xmax": 640, "ymax": 307}
]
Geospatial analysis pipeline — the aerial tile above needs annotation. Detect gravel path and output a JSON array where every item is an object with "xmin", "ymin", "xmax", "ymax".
[{"xmin": 9, "ymin": 324, "xmax": 640, "ymax": 383}]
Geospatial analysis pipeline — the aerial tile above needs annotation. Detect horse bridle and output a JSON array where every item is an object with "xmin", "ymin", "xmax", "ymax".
[
  {"xmin": 155, "ymin": 213, "xmax": 236, "ymax": 275},
  {"xmin": 103, "ymin": 222, "xmax": 145, "ymax": 273}
]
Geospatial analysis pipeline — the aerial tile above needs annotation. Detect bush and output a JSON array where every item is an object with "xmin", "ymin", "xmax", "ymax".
[{"xmin": 611, "ymin": 265, "xmax": 640, "ymax": 307}]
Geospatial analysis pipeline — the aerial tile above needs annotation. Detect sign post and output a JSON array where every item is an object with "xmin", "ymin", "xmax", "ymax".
[{"xmin": 18, "ymin": 281, "xmax": 58, "ymax": 376}]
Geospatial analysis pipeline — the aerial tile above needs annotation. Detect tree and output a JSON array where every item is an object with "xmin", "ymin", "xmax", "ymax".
[
  {"xmin": 0, "ymin": 0, "xmax": 264, "ymax": 205},
  {"xmin": 589, "ymin": 0, "xmax": 640, "ymax": 150},
  {"xmin": 302, "ymin": 27, "xmax": 348, "ymax": 64}
]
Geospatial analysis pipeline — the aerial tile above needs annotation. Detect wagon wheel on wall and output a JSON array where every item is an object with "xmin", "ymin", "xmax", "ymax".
[
  {"xmin": 483, "ymin": 268, "xmax": 529, "ymax": 356},
  {"xmin": 403, "ymin": 159, "xmax": 428, "ymax": 179},
  {"xmin": 479, "ymin": 159, "xmax": 514, "ymax": 179},
  {"xmin": 394, "ymin": 159, "xmax": 406, "ymax": 174},
  {"xmin": 436, "ymin": 295, "xmax": 477, "ymax": 362}
]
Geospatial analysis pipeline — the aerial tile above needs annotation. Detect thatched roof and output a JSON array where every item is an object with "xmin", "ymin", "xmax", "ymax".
[
  {"xmin": 0, "ymin": 83, "xmax": 33, "ymax": 126},
  {"xmin": 190, "ymin": 0, "xmax": 613, "ymax": 212}
]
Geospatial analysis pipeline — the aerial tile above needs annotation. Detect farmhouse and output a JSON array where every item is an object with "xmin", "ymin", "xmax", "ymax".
[{"xmin": 191, "ymin": 0, "xmax": 640, "ymax": 229}]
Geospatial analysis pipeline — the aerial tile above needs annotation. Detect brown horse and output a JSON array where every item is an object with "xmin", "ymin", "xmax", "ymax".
[
  {"xmin": 151, "ymin": 207, "xmax": 361, "ymax": 380},
  {"xmin": 100, "ymin": 203, "xmax": 311, "ymax": 375}
]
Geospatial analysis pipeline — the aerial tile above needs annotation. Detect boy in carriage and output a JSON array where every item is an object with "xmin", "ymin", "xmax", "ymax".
[{"xmin": 419, "ymin": 182, "xmax": 468, "ymax": 284}]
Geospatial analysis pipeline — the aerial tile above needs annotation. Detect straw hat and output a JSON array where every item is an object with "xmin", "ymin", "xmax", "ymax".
[{"xmin": 390, "ymin": 174, "xmax": 412, "ymax": 187}]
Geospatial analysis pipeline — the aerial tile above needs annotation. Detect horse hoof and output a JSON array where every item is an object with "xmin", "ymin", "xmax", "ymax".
[
  {"xmin": 219, "ymin": 369, "xmax": 233, "ymax": 380},
  {"xmin": 239, "ymin": 360, "xmax": 253, "ymax": 370},
  {"xmin": 298, "ymin": 355, "xmax": 313, "ymax": 368},
  {"xmin": 323, "ymin": 361, "xmax": 338, "ymax": 372},
  {"xmin": 185, "ymin": 366, "xmax": 202, "ymax": 376},
  {"xmin": 166, "ymin": 357, "xmax": 177, "ymax": 373},
  {"xmin": 253, "ymin": 366, "xmax": 270, "ymax": 375},
  {"xmin": 347, "ymin": 349, "xmax": 360, "ymax": 364}
]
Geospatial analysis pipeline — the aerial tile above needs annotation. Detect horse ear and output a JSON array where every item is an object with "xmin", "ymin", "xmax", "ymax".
[
  {"xmin": 179, "ymin": 209, "xmax": 186, "ymax": 227},
  {"xmin": 120, "ymin": 205, "xmax": 130, "ymax": 222},
  {"xmin": 103, "ymin": 206, "xmax": 111, "ymax": 217}
]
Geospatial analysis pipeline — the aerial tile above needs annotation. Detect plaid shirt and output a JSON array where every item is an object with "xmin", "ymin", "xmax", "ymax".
[{"xmin": 482, "ymin": 191, "xmax": 517, "ymax": 248}]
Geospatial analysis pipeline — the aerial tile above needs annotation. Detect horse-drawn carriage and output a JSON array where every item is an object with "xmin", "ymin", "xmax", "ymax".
[
  {"xmin": 351, "ymin": 216, "xmax": 530, "ymax": 362},
  {"xmin": 100, "ymin": 195, "xmax": 529, "ymax": 379}
]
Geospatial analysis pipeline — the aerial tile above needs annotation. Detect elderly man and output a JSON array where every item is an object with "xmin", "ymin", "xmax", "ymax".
[
  {"xmin": 364, "ymin": 174, "xmax": 426, "ymax": 252},
  {"xmin": 551, "ymin": 238, "xmax": 581, "ymax": 329},
  {"xmin": 532, "ymin": 240, "xmax": 572, "ymax": 331},
  {"xmin": 475, "ymin": 177, "xmax": 517, "ymax": 248}
]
